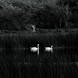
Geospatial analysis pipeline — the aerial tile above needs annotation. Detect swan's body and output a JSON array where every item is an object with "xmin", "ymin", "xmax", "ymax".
[
  {"xmin": 31, "ymin": 47, "xmax": 38, "ymax": 52},
  {"xmin": 45, "ymin": 45, "xmax": 53, "ymax": 52},
  {"xmin": 30, "ymin": 44, "xmax": 39, "ymax": 55}
]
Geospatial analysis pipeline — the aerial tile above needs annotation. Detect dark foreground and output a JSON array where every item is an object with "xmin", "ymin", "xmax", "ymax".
[{"xmin": 0, "ymin": 62, "xmax": 78, "ymax": 78}]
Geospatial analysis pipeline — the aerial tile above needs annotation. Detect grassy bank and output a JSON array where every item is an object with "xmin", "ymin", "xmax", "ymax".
[{"xmin": 0, "ymin": 31, "xmax": 78, "ymax": 48}]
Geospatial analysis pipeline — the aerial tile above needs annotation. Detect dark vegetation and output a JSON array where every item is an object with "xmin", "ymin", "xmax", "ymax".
[{"xmin": 0, "ymin": 0, "xmax": 78, "ymax": 30}]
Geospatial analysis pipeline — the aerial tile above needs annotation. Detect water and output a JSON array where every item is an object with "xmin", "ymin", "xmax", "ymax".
[{"xmin": 0, "ymin": 46, "xmax": 78, "ymax": 78}]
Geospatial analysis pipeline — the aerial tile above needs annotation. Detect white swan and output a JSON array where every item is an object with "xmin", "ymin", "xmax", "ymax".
[
  {"xmin": 45, "ymin": 45, "xmax": 53, "ymax": 53},
  {"xmin": 30, "ymin": 44, "xmax": 39, "ymax": 55}
]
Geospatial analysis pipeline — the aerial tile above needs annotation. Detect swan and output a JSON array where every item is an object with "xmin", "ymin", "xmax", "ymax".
[
  {"xmin": 30, "ymin": 44, "xmax": 39, "ymax": 55},
  {"xmin": 45, "ymin": 45, "xmax": 53, "ymax": 53}
]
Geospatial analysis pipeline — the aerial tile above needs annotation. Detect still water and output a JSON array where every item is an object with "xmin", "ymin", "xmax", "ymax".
[{"xmin": 0, "ymin": 47, "xmax": 78, "ymax": 78}]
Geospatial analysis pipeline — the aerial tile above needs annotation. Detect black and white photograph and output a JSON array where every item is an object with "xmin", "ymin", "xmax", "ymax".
[{"xmin": 0, "ymin": 0, "xmax": 78, "ymax": 78}]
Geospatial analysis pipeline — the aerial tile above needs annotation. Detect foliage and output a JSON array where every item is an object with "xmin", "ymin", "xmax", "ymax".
[{"xmin": 0, "ymin": 0, "xmax": 78, "ymax": 31}]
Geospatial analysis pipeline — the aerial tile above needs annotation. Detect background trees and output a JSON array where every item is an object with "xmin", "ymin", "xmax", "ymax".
[{"xmin": 0, "ymin": 0, "xmax": 78, "ymax": 31}]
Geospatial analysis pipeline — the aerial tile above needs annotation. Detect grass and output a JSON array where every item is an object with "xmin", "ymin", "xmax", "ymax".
[{"xmin": 0, "ymin": 29, "xmax": 78, "ymax": 47}]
